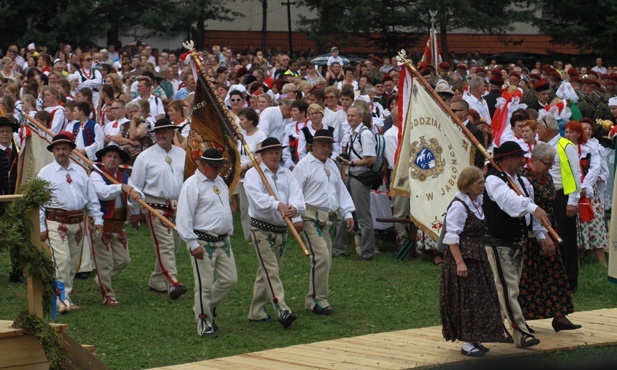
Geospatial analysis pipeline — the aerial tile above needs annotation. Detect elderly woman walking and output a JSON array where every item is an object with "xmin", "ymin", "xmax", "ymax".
[
  {"xmin": 518, "ymin": 142, "xmax": 581, "ymax": 332},
  {"xmin": 440, "ymin": 166, "xmax": 503, "ymax": 357}
]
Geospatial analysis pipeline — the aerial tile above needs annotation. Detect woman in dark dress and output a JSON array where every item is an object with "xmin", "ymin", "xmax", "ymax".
[
  {"xmin": 519, "ymin": 143, "xmax": 581, "ymax": 332},
  {"xmin": 440, "ymin": 166, "xmax": 503, "ymax": 357}
]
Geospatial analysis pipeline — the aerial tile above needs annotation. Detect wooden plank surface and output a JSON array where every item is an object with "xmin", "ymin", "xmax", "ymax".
[
  {"xmin": 148, "ymin": 308, "xmax": 617, "ymax": 370},
  {"xmin": 0, "ymin": 335, "xmax": 48, "ymax": 369}
]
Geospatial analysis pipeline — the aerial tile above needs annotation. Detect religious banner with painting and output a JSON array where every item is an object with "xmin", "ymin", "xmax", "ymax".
[
  {"xmin": 183, "ymin": 46, "xmax": 240, "ymax": 193},
  {"xmin": 391, "ymin": 63, "xmax": 474, "ymax": 241}
]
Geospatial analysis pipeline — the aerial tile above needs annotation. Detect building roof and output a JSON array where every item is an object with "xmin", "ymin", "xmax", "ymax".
[{"xmin": 203, "ymin": 31, "xmax": 584, "ymax": 56}]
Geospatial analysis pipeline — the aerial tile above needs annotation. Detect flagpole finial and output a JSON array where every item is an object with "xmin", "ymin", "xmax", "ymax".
[
  {"xmin": 429, "ymin": 10, "xmax": 437, "ymax": 28},
  {"xmin": 397, "ymin": 49, "xmax": 415, "ymax": 70},
  {"xmin": 183, "ymin": 40, "xmax": 195, "ymax": 51}
]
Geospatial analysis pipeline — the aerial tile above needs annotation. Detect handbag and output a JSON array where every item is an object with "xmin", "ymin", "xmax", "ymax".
[
  {"xmin": 350, "ymin": 170, "xmax": 383, "ymax": 190},
  {"xmin": 578, "ymin": 194, "xmax": 594, "ymax": 223}
]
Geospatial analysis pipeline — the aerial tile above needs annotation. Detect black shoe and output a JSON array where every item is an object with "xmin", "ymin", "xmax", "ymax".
[
  {"xmin": 313, "ymin": 306, "xmax": 335, "ymax": 316},
  {"xmin": 279, "ymin": 311, "xmax": 297, "ymax": 329},
  {"xmin": 519, "ymin": 334, "xmax": 540, "ymax": 348},
  {"xmin": 169, "ymin": 284, "xmax": 187, "ymax": 300},
  {"xmin": 552, "ymin": 316, "xmax": 582, "ymax": 332},
  {"xmin": 75, "ymin": 272, "xmax": 91, "ymax": 280},
  {"xmin": 473, "ymin": 343, "xmax": 490, "ymax": 353},
  {"xmin": 527, "ymin": 326, "xmax": 535, "ymax": 334},
  {"xmin": 460, "ymin": 347, "xmax": 484, "ymax": 357}
]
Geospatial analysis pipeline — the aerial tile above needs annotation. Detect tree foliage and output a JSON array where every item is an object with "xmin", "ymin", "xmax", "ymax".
[
  {"xmin": 533, "ymin": 0, "xmax": 617, "ymax": 58},
  {"xmin": 0, "ymin": 0, "xmax": 241, "ymax": 51},
  {"xmin": 296, "ymin": 0, "xmax": 538, "ymax": 57}
]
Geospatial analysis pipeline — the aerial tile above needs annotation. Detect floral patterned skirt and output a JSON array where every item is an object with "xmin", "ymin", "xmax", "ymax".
[
  {"xmin": 577, "ymin": 185, "xmax": 609, "ymax": 251},
  {"xmin": 440, "ymin": 253, "xmax": 503, "ymax": 343},
  {"xmin": 519, "ymin": 238, "xmax": 574, "ymax": 319}
]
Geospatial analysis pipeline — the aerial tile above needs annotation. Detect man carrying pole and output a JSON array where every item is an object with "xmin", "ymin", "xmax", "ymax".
[
  {"xmin": 293, "ymin": 129, "xmax": 355, "ymax": 315},
  {"xmin": 244, "ymin": 137, "xmax": 305, "ymax": 328},
  {"xmin": 131, "ymin": 118, "xmax": 188, "ymax": 300}
]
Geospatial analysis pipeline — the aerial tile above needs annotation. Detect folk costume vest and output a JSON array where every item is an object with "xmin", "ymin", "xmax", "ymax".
[
  {"xmin": 483, "ymin": 168, "xmax": 531, "ymax": 242},
  {"xmin": 72, "ymin": 120, "xmax": 97, "ymax": 147},
  {"xmin": 99, "ymin": 168, "xmax": 129, "ymax": 221}
]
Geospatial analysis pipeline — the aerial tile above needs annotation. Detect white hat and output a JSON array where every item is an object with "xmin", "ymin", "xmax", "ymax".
[
  {"xmin": 229, "ymin": 84, "xmax": 246, "ymax": 93},
  {"xmin": 609, "ymin": 97, "xmax": 617, "ymax": 107}
]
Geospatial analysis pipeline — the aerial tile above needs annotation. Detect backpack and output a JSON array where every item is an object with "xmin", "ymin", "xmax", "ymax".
[{"xmin": 357, "ymin": 126, "xmax": 386, "ymax": 173}]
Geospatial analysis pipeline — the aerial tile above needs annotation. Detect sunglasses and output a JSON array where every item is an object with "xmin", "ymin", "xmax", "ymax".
[
  {"xmin": 230, "ymin": 98, "xmax": 243, "ymax": 102},
  {"xmin": 84, "ymin": 58, "xmax": 92, "ymax": 62}
]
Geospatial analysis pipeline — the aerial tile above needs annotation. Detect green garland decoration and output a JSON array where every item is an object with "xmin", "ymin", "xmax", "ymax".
[
  {"xmin": 12, "ymin": 310, "xmax": 68, "ymax": 370},
  {"xmin": 1, "ymin": 178, "xmax": 55, "ymax": 311},
  {"xmin": 1, "ymin": 178, "xmax": 67, "ymax": 367}
]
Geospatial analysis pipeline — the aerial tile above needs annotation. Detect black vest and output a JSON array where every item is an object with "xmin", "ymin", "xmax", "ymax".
[{"xmin": 483, "ymin": 168, "xmax": 530, "ymax": 241}]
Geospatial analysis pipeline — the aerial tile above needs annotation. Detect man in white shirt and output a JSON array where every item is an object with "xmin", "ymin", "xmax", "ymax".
[
  {"xmin": 591, "ymin": 57, "xmax": 607, "ymax": 75},
  {"xmin": 258, "ymin": 99, "xmax": 293, "ymax": 143},
  {"xmin": 90, "ymin": 145, "xmax": 143, "ymax": 307},
  {"xmin": 484, "ymin": 141, "xmax": 552, "ymax": 348},
  {"xmin": 38, "ymin": 132, "xmax": 104, "ymax": 313},
  {"xmin": 132, "ymin": 77, "xmax": 165, "ymax": 120},
  {"xmin": 244, "ymin": 137, "xmax": 305, "ymax": 328},
  {"xmin": 463, "ymin": 77, "xmax": 491, "ymax": 124},
  {"xmin": 293, "ymin": 130, "xmax": 354, "ymax": 315},
  {"xmin": 334, "ymin": 106, "xmax": 376, "ymax": 260},
  {"xmin": 177, "ymin": 149, "xmax": 238, "ymax": 338},
  {"xmin": 131, "ymin": 119, "xmax": 187, "ymax": 300}
]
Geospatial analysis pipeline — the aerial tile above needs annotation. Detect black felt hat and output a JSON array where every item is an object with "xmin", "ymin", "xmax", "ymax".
[
  {"xmin": 96, "ymin": 145, "xmax": 131, "ymax": 163},
  {"xmin": 255, "ymin": 137, "xmax": 286, "ymax": 153},
  {"xmin": 47, "ymin": 131, "xmax": 77, "ymax": 152},
  {"xmin": 199, "ymin": 148, "xmax": 230, "ymax": 166},
  {"xmin": 494, "ymin": 141, "xmax": 526, "ymax": 159}
]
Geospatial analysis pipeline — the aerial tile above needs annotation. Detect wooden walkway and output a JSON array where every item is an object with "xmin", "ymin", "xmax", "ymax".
[{"xmin": 150, "ymin": 308, "xmax": 617, "ymax": 369}]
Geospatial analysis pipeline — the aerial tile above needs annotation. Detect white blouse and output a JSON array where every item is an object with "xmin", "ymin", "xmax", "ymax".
[{"xmin": 443, "ymin": 191, "xmax": 485, "ymax": 245}]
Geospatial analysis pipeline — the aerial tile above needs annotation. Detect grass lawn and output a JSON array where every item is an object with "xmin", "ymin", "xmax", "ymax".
[{"xmin": 2, "ymin": 214, "xmax": 617, "ymax": 369}]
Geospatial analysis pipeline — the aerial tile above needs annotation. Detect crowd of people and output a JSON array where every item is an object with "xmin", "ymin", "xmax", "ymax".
[{"xmin": 0, "ymin": 41, "xmax": 613, "ymax": 348}]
